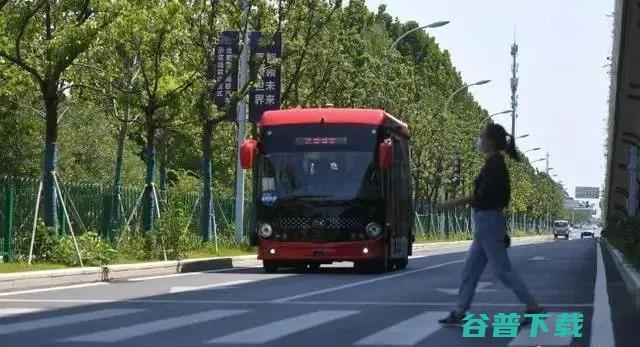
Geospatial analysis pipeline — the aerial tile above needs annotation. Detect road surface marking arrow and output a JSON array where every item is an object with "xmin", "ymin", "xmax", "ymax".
[
  {"xmin": 169, "ymin": 280, "xmax": 251, "ymax": 293},
  {"xmin": 435, "ymin": 282, "xmax": 496, "ymax": 295}
]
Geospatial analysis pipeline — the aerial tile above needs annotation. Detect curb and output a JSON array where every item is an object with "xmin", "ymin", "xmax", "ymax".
[
  {"xmin": 0, "ymin": 235, "xmax": 550, "ymax": 293},
  {"xmin": 602, "ymin": 238, "xmax": 640, "ymax": 309},
  {"xmin": 0, "ymin": 257, "xmax": 240, "ymax": 293}
]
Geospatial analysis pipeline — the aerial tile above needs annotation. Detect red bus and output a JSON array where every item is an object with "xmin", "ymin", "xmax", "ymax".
[{"xmin": 240, "ymin": 108, "xmax": 413, "ymax": 273}]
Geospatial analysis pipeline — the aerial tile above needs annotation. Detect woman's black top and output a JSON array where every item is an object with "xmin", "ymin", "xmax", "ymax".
[{"xmin": 472, "ymin": 153, "xmax": 510, "ymax": 210}]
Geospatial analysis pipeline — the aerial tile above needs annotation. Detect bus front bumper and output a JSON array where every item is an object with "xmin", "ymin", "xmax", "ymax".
[{"xmin": 258, "ymin": 239, "xmax": 384, "ymax": 262}]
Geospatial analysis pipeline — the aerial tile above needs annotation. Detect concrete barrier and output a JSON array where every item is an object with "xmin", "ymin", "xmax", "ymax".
[{"xmin": 603, "ymin": 239, "xmax": 640, "ymax": 309}]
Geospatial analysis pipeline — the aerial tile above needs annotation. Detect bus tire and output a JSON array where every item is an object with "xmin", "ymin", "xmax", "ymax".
[
  {"xmin": 394, "ymin": 257, "xmax": 409, "ymax": 270},
  {"xmin": 263, "ymin": 261, "xmax": 279, "ymax": 273}
]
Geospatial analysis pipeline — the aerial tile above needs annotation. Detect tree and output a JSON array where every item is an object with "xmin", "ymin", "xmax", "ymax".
[
  {"xmin": 0, "ymin": 0, "xmax": 119, "ymax": 231},
  {"xmin": 119, "ymin": 1, "xmax": 194, "ymax": 232}
]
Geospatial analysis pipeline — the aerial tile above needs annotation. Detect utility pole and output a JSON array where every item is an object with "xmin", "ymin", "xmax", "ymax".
[
  {"xmin": 545, "ymin": 152, "xmax": 550, "ymax": 174},
  {"xmin": 510, "ymin": 37, "xmax": 519, "ymax": 140},
  {"xmin": 234, "ymin": 0, "xmax": 250, "ymax": 244}
]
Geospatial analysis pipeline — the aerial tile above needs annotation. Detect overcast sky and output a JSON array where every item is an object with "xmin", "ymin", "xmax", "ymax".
[{"xmin": 365, "ymin": 0, "xmax": 613, "ymax": 203}]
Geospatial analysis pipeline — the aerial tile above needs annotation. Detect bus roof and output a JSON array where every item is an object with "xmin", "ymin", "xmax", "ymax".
[{"xmin": 260, "ymin": 108, "xmax": 409, "ymax": 134}]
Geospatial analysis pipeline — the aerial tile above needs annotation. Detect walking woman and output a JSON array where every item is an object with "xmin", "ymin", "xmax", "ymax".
[{"xmin": 438, "ymin": 123, "xmax": 544, "ymax": 326}]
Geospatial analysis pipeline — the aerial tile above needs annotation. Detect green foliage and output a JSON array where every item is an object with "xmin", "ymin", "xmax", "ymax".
[
  {"xmin": 53, "ymin": 231, "xmax": 117, "ymax": 267},
  {"xmin": 1, "ymin": 0, "xmax": 567, "ymax": 257},
  {"xmin": 603, "ymin": 216, "xmax": 640, "ymax": 270}
]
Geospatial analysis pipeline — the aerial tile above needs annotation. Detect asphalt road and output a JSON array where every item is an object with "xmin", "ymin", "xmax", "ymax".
[{"xmin": 0, "ymin": 236, "xmax": 637, "ymax": 347}]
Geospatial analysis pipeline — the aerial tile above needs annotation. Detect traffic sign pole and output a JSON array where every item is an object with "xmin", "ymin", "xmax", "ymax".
[{"xmin": 234, "ymin": 0, "xmax": 250, "ymax": 244}]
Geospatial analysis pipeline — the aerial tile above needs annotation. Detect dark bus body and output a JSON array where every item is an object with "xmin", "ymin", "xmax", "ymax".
[{"xmin": 240, "ymin": 108, "xmax": 412, "ymax": 273}]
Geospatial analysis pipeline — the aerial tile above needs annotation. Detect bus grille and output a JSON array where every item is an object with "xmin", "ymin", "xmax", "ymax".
[{"xmin": 273, "ymin": 217, "xmax": 366, "ymax": 241}]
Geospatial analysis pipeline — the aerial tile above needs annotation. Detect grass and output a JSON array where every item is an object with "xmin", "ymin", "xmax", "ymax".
[
  {"xmin": 414, "ymin": 230, "xmax": 552, "ymax": 244},
  {"xmin": 185, "ymin": 246, "xmax": 256, "ymax": 259},
  {"xmin": 0, "ymin": 262, "xmax": 69, "ymax": 273}
]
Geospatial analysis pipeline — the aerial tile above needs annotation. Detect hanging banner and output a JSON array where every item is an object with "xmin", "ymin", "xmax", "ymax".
[
  {"xmin": 249, "ymin": 31, "xmax": 282, "ymax": 124},
  {"xmin": 213, "ymin": 31, "xmax": 239, "ymax": 119}
]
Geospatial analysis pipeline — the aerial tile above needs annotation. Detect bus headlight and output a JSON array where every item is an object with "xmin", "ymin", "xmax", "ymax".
[
  {"xmin": 365, "ymin": 222, "xmax": 382, "ymax": 238},
  {"xmin": 258, "ymin": 223, "xmax": 273, "ymax": 238}
]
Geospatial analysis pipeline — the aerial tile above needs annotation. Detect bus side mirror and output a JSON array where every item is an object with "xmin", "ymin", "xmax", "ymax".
[
  {"xmin": 378, "ymin": 139, "xmax": 393, "ymax": 169},
  {"xmin": 240, "ymin": 139, "xmax": 258, "ymax": 169}
]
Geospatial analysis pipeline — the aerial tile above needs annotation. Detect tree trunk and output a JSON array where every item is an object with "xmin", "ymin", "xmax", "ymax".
[
  {"xmin": 158, "ymin": 129, "xmax": 168, "ymax": 207},
  {"xmin": 42, "ymin": 81, "xmax": 59, "ymax": 233},
  {"xmin": 201, "ymin": 119, "xmax": 213, "ymax": 242},
  {"xmin": 109, "ymin": 115, "xmax": 129, "ymax": 240},
  {"xmin": 141, "ymin": 111, "xmax": 156, "ymax": 232}
]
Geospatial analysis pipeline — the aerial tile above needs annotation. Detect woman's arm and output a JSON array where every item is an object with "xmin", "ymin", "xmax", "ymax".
[{"xmin": 438, "ymin": 194, "xmax": 475, "ymax": 210}]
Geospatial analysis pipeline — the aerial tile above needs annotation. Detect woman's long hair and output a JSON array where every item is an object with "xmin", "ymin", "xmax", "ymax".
[{"xmin": 485, "ymin": 123, "xmax": 521, "ymax": 162}]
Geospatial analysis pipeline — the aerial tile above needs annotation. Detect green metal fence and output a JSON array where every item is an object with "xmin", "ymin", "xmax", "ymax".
[{"xmin": 0, "ymin": 177, "xmax": 552, "ymax": 261}]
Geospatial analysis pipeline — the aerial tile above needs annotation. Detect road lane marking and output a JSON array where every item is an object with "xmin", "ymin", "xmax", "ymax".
[
  {"xmin": 508, "ymin": 315, "xmax": 572, "ymax": 346},
  {"xmin": 0, "ymin": 308, "xmax": 141, "ymax": 336},
  {"xmin": 0, "ymin": 298, "xmax": 595, "ymax": 307},
  {"xmin": 271, "ymin": 260, "xmax": 464, "ymax": 303},
  {"xmin": 0, "ymin": 282, "xmax": 107, "ymax": 297},
  {"xmin": 128, "ymin": 266, "xmax": 262, "ymax": 282},
  {"xmin": 207, "ymin": 310, "xmax": 358, "ymax": 344},
  {"xmin": 354, "ymin": 311, "xmax": 447, "ymax": 346},
  {"xmin": 590, "ymin": 241, "xmax": 615, "ymax": 347},
  {"xmin": 436, "ymin": 281, "xmax": 496, "ymax": 295},
  {"xmin": 0, "ymin": 308, "xmax": 43, "ymax": 318},
  {"xmin": 63, "ymin": 309, "xmax": 247, "ymax": 343},
  {"xmin": 169, "ymin": 280, "xmax": 252, "ymax": 293}
]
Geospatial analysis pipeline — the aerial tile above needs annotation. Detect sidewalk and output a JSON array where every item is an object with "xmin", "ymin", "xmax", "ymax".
[{"xmin": 0, "ymin": 235, "xmax": 551, "ymax": 293}]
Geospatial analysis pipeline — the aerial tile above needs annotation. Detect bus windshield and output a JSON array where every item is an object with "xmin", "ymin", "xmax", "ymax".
[
  {"xmin": 257, "ymin": 124, "xmax": 382, "ymax": 202},
  {"xmin": 259, "ymin": 151, "xmax": 380, "ymax": 201}
]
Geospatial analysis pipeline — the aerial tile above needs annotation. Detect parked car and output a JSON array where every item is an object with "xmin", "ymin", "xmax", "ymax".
[
  {"xmin": 553, "ymin": 220, "xmax": 571, "ymax": 240},
  {"xmin": 581, "ymin": 226, "xmax": 595, "ymax": 238}
]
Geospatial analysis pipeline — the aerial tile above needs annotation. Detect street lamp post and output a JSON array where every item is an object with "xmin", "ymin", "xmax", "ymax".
[
  {"xmin": 381, "ymin": 21, "xmax": 449, "ymax": 110},
  {"xmin": 515, "ymin": 134, "xmax": 529, "ymax": 140},
  {"xmin": 524, "ymin": 147, "xmax": 541, "ymax": 154},
  {"xmin": 481, "ymin": 109, "xmax": 513, "ymax": 124},
  {"xmin": 443, "ymin": 79, "xmax": 491, "ymax": 118}
]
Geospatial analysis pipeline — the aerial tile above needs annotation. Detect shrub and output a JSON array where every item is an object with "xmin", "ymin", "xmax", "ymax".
[
  {"xmin": 603, "ymin": 216, "xmax": 640, "ymax": 270},
  {"xmin": 52, "ymin": 231, "xmax": 117, "ymax": 266}
]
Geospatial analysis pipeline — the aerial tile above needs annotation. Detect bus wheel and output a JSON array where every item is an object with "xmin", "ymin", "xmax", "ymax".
[
  {"xmin": 394, "ymin": 257, "xmax": 408, "ymax": 270},
  {"xmin": 263, "ymin": 261, "xmax": 279, "ymax": 273},
  {"xmin": 309, "ymin": 263, "xmax": 321, "ymax": 273}
]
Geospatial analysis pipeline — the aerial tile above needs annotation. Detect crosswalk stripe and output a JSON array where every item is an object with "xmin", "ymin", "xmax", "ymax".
[
  {"xmin": 508, "ymin": 315, "xmax": 573, "ymax": 346},
  {"xmin": 0, "ymin": 308, "xmax": 141, "ymax": 336},
  {"xmin": 62, "ymin": 309, "xmax": 248, "ymax": 343},
  {"xmin": 0, "ymin": 308, "xmax": 43, "ymax": 318},
  {"xmin": 207, "ymin": 310, "xmax": 359, "ymax": 344},
  {"xmin": 354, "ymin": 311, "xmax": 448, "ymax": 346}
]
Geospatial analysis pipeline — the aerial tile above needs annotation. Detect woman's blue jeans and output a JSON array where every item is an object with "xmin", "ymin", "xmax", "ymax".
[{"xmin": 457, "ymin": 209, "xmax": 536, "ymax": 311}]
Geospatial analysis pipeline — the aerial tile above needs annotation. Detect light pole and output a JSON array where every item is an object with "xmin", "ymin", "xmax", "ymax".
[
  {"xmin": 515, "ymin": 133, "xmax": 529, "ymax": 139},
  {"xmin": 443, "ymin": 79, "xmax": 491, "ymax": 118},
  {"xmin": 481, "ymin": 109, "xmax": 512, "ymax": 124},
  {"xmin": 382, "ymin": 21, "xmax": 449, "ymax": 110},
  {"xmin": 524, "ymin": 147, "xmax": 541, "ymax": 154}
]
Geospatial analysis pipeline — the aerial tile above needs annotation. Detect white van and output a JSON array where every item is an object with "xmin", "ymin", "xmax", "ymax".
[{"xmin": 553, "ymin": 220, "xmax": 570, "ymax": 240}]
